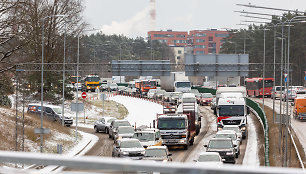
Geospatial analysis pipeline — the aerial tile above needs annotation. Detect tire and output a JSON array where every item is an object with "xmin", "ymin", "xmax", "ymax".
[
  {"xmin": 109, "ymin": 133, "xmax": 112, "ymax": 138},
  {"xmin": 190, "ymin": 138, "xmax": 194, "ymax": 145},
  {"xmin": 236, "ymin": 153, "xmax": 239, "ymax": 158},
  {"xmin": 105, "ymin": 128, "xmax": 109, "ymax": 134},
  {"xmin": 183, "ymin": 144, "xmax": 189, "ymax": 150},
  {"xmin": 94, "ymin": 127, "xmax": 99, "ymax": 133}
]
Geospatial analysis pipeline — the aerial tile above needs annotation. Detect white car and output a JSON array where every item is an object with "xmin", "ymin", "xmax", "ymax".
[
  {"xmin": 194, "ymin": 152, "xmax": 224, "ymax": 166},
  {"xmin": 220, "ymin": 125, "xmax": 242, "ymax": 143},
  {"xmin": 147, "ymin": 89, "xmax": 157, "ymax": 99},
  {"xmin": 215, "ymin": 130, "xmax": 240, "ymax": 158}
]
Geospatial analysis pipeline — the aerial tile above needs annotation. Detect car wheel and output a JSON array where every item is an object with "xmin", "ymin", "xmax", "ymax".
[
  {"xmin": 236, "ymin": 153, "xmax": 239, "ymax": 158},
  {"xmin": 94, "ymin": 127, "xmax": 99, "ymax": 133},
  {"xmin": 105, "ymin": 128, "xmax": 109, "ymax": 134},
  {"xmin": 109, "ymin": 133, "xmax": 112, "ymax": 138}
]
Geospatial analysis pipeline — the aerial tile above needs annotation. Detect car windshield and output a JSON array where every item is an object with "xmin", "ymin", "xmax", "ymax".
[
  {"xmin": 208, "ymin": 140, "xmax": 233, "ymax": 149},
  {"xmin": 275, "ymin": 86, "xmax": 285, "ymax": 91},
  {"xmin": 110, "ymin": 84, "xmax": 117, "ymax": 87},
  {"xmin": 114, "ymin": 121, "xmax": 131, "ymax": 128},
  {"xmin": 118, "ymin": 127, "xmax": 134, "ymax": 134},
  {"xmin": 145, "ymin": 149, "xmax": 167, "ymax": 157},
  {"xmin": 107, "ymin": 118, "xmax": 116, "ymax": 123},
  {"xmin": 198, "ymin": 155, "xmax": 220, "ymax": 162},
  {"xmin": 219, "ymin": 105, "xmax": 244, "ymax": 116},
  {"xmin": 120, "ymin": 140, "xmax": 143, "ymax": 148},
  {"xmin": 53, "ymin": 108, "xmax": 61, "ymax": 114},
  {"xmin": 133, "ymin": 132, "xmax": 155, "ymax": 142},
  {"xmin": 176, "ymin": 82, "xmax": 191, "ymax": 88},
  {"xmin": 215, "ymin": 133, "xmax": 236, "ymax": 140},
  {"xmin": 223, "ymin": 127, "xmax": 239, "ymax": 133},
  {"xmin": 158, "ymin": 119, "xmax": 185, "ymax": 129},
  {"xmin": 171, "ymin": 93, "xmax": 182, "ymax": 97},
  {"xmin": 202, "ymin": 93, "xmax": 213, "ymax": 98}
]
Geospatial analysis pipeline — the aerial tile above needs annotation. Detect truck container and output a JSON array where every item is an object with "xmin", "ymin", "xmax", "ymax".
[{"xmin": 160, "ymin": 72, "xmax": 191, "ymax": 92}]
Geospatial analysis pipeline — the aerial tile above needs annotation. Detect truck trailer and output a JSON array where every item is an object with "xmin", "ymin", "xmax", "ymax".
[{"xmin": 160, "ymin": 72, "xmax": 191, "ymax": 92}]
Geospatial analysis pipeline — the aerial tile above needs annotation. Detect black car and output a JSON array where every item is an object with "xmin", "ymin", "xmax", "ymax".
[{"xmin": 204, "ymin": 138, "xmax": 236, "ymax": 164}]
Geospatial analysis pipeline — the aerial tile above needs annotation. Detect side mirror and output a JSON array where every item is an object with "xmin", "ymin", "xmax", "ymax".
[
  {"xmin": 234, "ymin": 144, "xmax": 237, "ymax": 147},
  {"xmin": 204, "ymin": 145, "xmax": 207, "ymax": 147},
  {"xmin": 193, "ymin": 160, "xmax": 197, "ymax": 162},
  {"xmin": 168, "ymin": 154, "xmax": 172, "ymax": 156},
  {"xmin": 116, "ymin": 146, "xmax": 120, "ymax": 149}
]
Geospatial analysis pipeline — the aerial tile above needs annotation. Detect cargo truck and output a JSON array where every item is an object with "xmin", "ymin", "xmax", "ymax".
[
  {"xmin": 160, "ymin": 72, "xmax": 191, "ymax": 92},
  {"xmin": 215, "ymin": 87, "xmax": 249, "ymax": 139}
]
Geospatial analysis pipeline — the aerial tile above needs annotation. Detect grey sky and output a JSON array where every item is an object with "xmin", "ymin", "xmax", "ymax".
[{"xmin": 83, "ymin": 0, "xmax": 306, "ymax": 38}]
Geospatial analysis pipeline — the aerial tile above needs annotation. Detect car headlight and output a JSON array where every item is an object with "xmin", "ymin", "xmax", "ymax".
[
  {"xmin": 218, "ymin": 127, "xmax": 223, "ymax": 131},
  {"xmin": 162, "ymin": 159, "xmax": 168, "ymax": 163},
  {"xmin": 226, "ymin": 152, "xmax": 234, "ymax": 155},
  {"xmin": 122, "ymin": 151, "xmax": 129, "ymax": 155},
  {"xmin": 241, "ymin": 127, "xmax": 246, "ymax": 131},
  {"xmin": 141, "ymin": 151, "xmax": 145, "ymax": 155}
]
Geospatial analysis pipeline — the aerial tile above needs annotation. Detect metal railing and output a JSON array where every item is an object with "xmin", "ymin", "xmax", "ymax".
[{"xmin": 0, "ymin": 151, "xmax": 304, "ymax": 174}]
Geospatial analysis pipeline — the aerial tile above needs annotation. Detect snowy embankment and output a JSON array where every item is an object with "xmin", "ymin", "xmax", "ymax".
[
  {"xmin": 109, "ymin": 95, "xmax": 163, "ymax": 127},
  {"xmin": 252, "ymin": 98, "xmax": 306, "ymax": 158}
]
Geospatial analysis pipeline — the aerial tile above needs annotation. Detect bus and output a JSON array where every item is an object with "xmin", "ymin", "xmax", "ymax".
[
  {"xmin": 135, "ymin": 79, "xmax": 157, "ymax": 95},
  {"xmin": 244, "ymin": 77, "xmax": 274, "ymax": 97},
  {"xmin": 83, "ymin": 74, "xmax": 100, "ymax": 92}
]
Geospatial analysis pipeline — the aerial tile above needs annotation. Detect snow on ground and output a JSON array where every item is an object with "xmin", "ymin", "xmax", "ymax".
[
  {"xmin": 253, "ymin": 98, "xmax": 306, "ymax": 157},
  {"xmin": 109, "ymin": 95, "xmax": 163, "ymax": 127},
  {"xmin": 242, "ymin": 116, "xmax": 260, "ymax": 166}
]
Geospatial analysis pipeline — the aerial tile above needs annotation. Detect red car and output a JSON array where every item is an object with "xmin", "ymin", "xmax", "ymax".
[{"xmin": 199, "ymin": 93, "xmax": 213, "ymax": 106}]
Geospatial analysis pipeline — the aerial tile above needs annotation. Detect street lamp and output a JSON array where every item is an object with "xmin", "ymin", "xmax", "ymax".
[{"xmin": 41, "ymin": 14, "xmax": 65, "ymax": 153}]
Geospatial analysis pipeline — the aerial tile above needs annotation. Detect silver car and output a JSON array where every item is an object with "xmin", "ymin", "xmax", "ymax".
[
  {"xmin": 215, "ymin": 130, "xmax": 240, "ymax": 158},
  {"xmin": 142, "ymin": 146, "xmax": 172, "ymax": 162},
  {"xmin": 94, "ymin": 117, "xmax": 116, "ymax": 133},
  {"xmin": 109, "ymin": 119, "xmax": 131, "ymax": 139},
  {"xmin": 112, "ymin": 138, "xmax": 145, "ymax": 159},
  {"xmin": 114, "ymin": 126, "xmax": 135, "ymax": 141}
]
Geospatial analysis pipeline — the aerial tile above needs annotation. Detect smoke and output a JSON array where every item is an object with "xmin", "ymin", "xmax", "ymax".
[{"xmin": 100, "ymin": 6, "xmax": 151, "ymax": 38}]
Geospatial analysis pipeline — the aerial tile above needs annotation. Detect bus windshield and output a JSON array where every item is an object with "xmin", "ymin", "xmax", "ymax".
[{"xmin": 259, "ymin": 80, "xmax": 273, "ymax": 88}]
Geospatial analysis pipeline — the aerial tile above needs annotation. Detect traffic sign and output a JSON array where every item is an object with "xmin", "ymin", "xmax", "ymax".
[
  {"xmin": 81, "ymin": 92, "xmax": 87, "ymax": 99},
  {"xmin": 71, "ymin": 103, "xmax": 84, "ymax": 112},
  {"xmin": 304, "ymin": 76, "xmax": 306, "ymax": 81},
  {"xmin": 284, "ymin": 73, "xmax": 288, "ymax": 78}
]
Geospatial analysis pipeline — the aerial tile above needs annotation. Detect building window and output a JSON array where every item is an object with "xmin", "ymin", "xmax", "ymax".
[
  {"xmin": 196, "ymin": 39, "xmax": 205, "ymax": 43},
  {"xmin": 177, "ymin": 56, "xmax": 180, "ymax": 59},
  {"xmin": 208, "ymin": 43, "xmax": 216, "ymax": 48},
  {"xmin": 208, "ymin": 48, "xmax": 216, "ymax": 53},
  {"xmin": 195, "ymin": 33, "xmax": 206, "ymax": 37},
  {"xmin": 194, "ymin": 45, "xmax": 205, "ymax": 48},
  {"xmin": 178, "ymin": 50, "xmax": 182, "ymax": 54},
  {"xmin": 215, "ymin": 33, "xmax": 229, "ymax": 37},
  {"xmin": 196, "ymin": 51, "xmax": 204, "ymax": 54},
  {"xmin": 176, "ymin": 34, "xmax": 186, "ymax": 38},
  {"xmin": 209, "ymin": 37, "xmax": 213, "ymax": 41}
]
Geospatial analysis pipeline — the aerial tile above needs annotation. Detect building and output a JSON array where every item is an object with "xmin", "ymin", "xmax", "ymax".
[
  {"xmin": 148, "ymin": 29, "xmax": 229, "ymax": 55},
  {"xmin": 148, "ymin": 30, "xmax": 188, "ymax": 47},
  {"xmin": 173, "ymin": 47, "xmax": 185, "ymax": 64}
]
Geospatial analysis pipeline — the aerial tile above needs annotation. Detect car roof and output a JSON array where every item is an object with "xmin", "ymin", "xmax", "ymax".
[
  {"xmin": 118, "ymin": 126, "xmax": 134, "ymax": 129},
  {"xmin": 210, "ymin": 137, "xmax": 232, "ymax": 141},
  {"xmin": 119, "ymin": 138, "xmax": 140, "ymax": 142},
  {"xmin": 216, "ymin": 130, "xmax": 236, "ymax": 134},
  {"xmin": 146, "ymin": 146, "xmax": 167, "ymax": 150},
  {"xmin": 199, "ymin": 152, "xmax": 220, "ymax": 156}
]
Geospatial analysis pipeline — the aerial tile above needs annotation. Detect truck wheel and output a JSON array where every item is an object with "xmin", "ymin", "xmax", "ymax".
[
  {"xmin": 184, "ymin": 144, "xmax": 189, "ymax": 150},
  {"xmin": 196, "ymin": 129, "xmax": 199, "ymax": 135},
  {"xmin": 190, "ymin": 138, "xmax": 194, "ymax": 145}
]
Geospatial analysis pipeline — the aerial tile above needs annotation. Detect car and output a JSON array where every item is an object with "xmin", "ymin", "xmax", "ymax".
[
  {"xmin": 169, "ymin": 92, "xmax": 182, "ymax": 105},
  {"xmin": 190, "ymin": 89, "xmax": 200, "ymax": 99},
  {"xmin": 74, "ymin": 82, "xmax": 82, "ymax": 91},
  {"xmin": 210, "ymin": 97, "xmax": 217, "ymax": 110},
  {"xmin": 112, "ymin": 138, "xmax": 145, "ymax": 159},
  {"xmin": 133, "ymin": 128, "xmax": 162, "ymax": 148},
  {"xmin": 66, "ymin": 83, "xmax": 74, "ymax": 89},
  {"xmin": 163, "ymin": 92, "xmax": 172, "ymax": 102},
  {"xmin": 147, "ymin": 89, "xmax": 157, "ymax": 99},
  {"xmin": 94, "ymin": 116, "xmax": 116, "ymax": 133},
  {"xmin": 109, "ymin": 119, "xmax": 131, "ymax": 139},
  {"xmin": 99, "ymin": 84, "xmax": 108, "ymax": 91},
  {"xmin": 27, "ymin": 103, "xmax": 73, "ymax": 127},
  {"xmin": 194, "ymin": 152, "xmax": 224, "ymax": 166},
  {"xmin": 221, "ymin": 125, "xmax": 243, "ymax": 141},
  {"xmin": 271, "ymin": 86, "xmax": 284, "ymax": 99},
  {"xmin": 114, "ymin": 126, "xmax": 135, "ymax": 141},
  {"xmin": 215, "ymin": 130, "xmax": 241, "ymax": 158},
  {"xmin": 198, "ymin": 93, "xmax": 213, "ymax": 106},
  {"xmin": 155, "ymin": 89, "xmax": 166, "ymax": 100},
  {"xmin": 142, "ymin": 146, "xmax": 172, "ymax": 162},
  {"xmin": 204, "ymin": 138, "xmax": 236, "ymax": 164},
  {"xmin": 109, "ymin": 83, "xmax": 118, "ymax": 91},
  {"xmin": 117, "ymin": 86, "xmax": 127, "ymax": 95}
]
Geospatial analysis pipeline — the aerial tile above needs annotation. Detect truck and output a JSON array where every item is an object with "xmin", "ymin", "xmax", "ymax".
[
  {"xmin": 160, "ymin": 72, "xmax": 191, "ymax": 92},
  {"xmin": 215, "ymin": 87, "xmax": 248, "ymax": 139},
  {"xmin": 293, "ymin": 94, "xmax": 306, "ymax": 121},
  {"xmin": 135, "ymin": 79, "xmax": 157, "ymax": 96},
  {"xmin": 156, "ymin": 113, "xmax": 195, "ymax": 150},
  {"xmin": 177, "ymin": 93, "xmax": 201, "ymax": 135},
  {"xmin": 83, "ymin": 74, "xmax": 100, "ymax": 92}
]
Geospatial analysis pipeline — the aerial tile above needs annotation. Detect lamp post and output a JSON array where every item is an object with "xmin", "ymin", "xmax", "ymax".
[
  {"xmin": 62, "ymin": 22, "xmax": 67, "ymax": 127},
  {"xmin": 41, "ymin": 14, "xmax": 65, "ymax": 152}
]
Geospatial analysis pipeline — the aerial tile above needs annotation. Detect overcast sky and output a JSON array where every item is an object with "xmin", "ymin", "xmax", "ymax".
[{"xmin": 83, "ymin": 0, "xmax": 306, "ymax": 38}]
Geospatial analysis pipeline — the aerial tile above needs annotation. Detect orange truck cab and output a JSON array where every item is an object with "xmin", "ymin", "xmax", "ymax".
[{"xmin": 293, "ymin": 95, "xmax": 306, "ymax": 121}]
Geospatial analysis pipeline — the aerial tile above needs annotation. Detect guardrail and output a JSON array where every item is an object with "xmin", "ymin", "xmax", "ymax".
[
  {"xmin": 192, "ymin": 87, "xmax": 270, "ymax": 166},
  {"xmin": 0, "ymin": 151, "xmax": 304, "ymax": 174}
]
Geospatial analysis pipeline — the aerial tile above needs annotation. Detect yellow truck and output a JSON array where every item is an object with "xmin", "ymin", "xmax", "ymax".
[
  {"xmin": 293, "ymin": 94, "xmax": 306, "ymax": 121},
  {"xmin": 83, "ymin": 74, "xmax": 100, "ymax": 92}
]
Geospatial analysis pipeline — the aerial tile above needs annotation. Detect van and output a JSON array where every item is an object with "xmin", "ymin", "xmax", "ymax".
[
  {"xmin": 293, "ymin": 95, "xmax": 306, "ymax": 121},
  {"xmin": 271, "ymin": 86, "xmax": 284, "ymax": 99},
  {"xmin": 27, "ymin": 103, "xmax": 73, "ymax": 127},
  {"xmin": 133, "ymin": 128, "xmax": 162, "ymax": 148}
]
